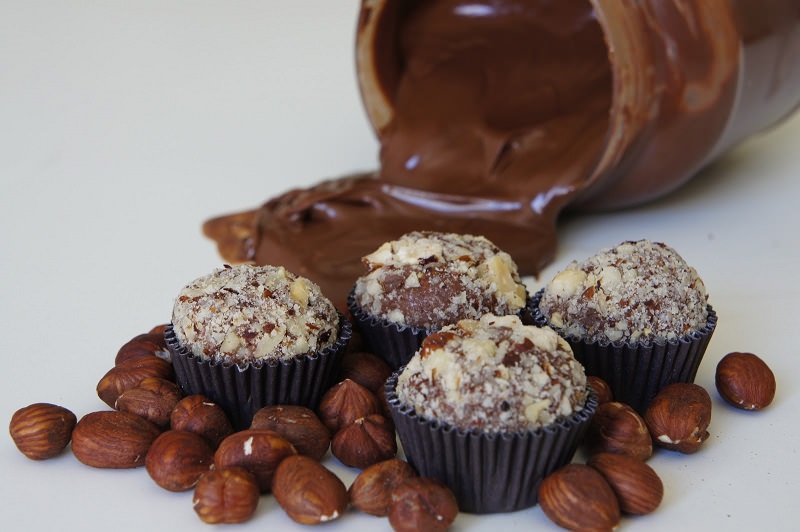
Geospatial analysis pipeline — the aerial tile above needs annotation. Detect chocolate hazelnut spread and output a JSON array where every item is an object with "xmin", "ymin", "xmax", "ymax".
[{"xmin": 204, "ymin": 0, "xmax": 800, "ymax": 309}]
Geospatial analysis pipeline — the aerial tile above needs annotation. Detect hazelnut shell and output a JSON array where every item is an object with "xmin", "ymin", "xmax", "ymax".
[
  {"xmin": 644, "ymin": 383, "xmax": 712, "ymax": 454},
  {"xmin": 193, "ymin": 467, "xmax": 260, "ymax": 524},
  {"xmin": 539, "ymin": 464, "xmax": 620, "ymax": 531},
  {"xmin": 272, "ymin": 455, "xmax": 349, "ymax": 524},
  {"xmin": 715, "ymin": 352, "xmax": 776, "ymax": 410},
  {"xmin": 9, "ymin": 403, "xmax": 77, "ymax": 460}
]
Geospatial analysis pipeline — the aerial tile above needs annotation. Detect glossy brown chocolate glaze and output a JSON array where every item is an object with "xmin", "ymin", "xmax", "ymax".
[
  {"xmin": 205, "ymin": 0, "xmax": 800, "ymax": 310},
  {"xmin": 571, "ymin": 0, "xmax": 800, "ymax": 208}
]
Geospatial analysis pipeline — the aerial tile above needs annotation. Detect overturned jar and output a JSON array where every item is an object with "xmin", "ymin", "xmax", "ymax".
[{"xmin": 206, "ymin": 0, "xmax": 800, "ymax": 309}]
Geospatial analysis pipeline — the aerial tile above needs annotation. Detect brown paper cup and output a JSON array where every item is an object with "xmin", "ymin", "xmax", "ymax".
[
  {"xmin": 386, "ymin": 372, "xmax": 598, "ymax": 514},
  {"xmin": 529, "ymin": 288, "xmax": 717, "ymax": 413},
  {"xmin": 347, "ymin": 289, "xmax": 430, "ymax": 371},
  {"xmin": 166, "ymin": 313, "xmax": 351, "ymax": 430}
]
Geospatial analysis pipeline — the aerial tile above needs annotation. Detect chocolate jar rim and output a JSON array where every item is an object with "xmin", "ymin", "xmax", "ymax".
[{"xmin": 356, "ymin": 0, "xmax": 800, "ymax": 210}]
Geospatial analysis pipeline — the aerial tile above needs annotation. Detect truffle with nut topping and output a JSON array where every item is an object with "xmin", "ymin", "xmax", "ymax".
[
  {"xmin": 352, "ymin": 231, "xmax": 527, "ymax": 329},
  {"xmin": 395, "ymin": 314, "xmax": 587, "ymax": 432},
  {"xmin": 171, "ymin": 264, "xmax": 339, "ymax": 364},
  {"xmin": 538, "ymin": 240, "xmax": 708, "ymax": 344}
]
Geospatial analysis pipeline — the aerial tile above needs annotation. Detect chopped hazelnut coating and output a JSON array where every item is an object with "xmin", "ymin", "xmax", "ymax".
[
  {"xmin": 396, "ymin": 314, "xmax": 587, "ymax": 432},
  {"xmin": 538, "ymin": 240, "xmax": 708, "ymax": 343},
  {"xmin": 172, "ymin": 264, "xmax": 338, "ymax": 364},
  {"xmin": 353, "ymin": 231, "xmax": 527, "ymax": 328}
]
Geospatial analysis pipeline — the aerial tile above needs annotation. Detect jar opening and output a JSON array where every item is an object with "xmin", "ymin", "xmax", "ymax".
[{"xmin": 360, "ymin": 0, "xmax": 613, "ymax": 205}]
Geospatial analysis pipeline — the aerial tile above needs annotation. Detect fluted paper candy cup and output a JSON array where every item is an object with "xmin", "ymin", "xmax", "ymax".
[
  {"xmin": 386, "ymin": 372, "xmax": 598, "ymax": 514},
  {"xmin": 347, "ymin": 289, "xmax": 430, "ymax": 371},
  {"xmin": 166, "ymin": 315, "xmax": 351, "ymax": 430},
  {"xmin": 529, "ymin": 289, "xmax": 717, "ymax": 414}
]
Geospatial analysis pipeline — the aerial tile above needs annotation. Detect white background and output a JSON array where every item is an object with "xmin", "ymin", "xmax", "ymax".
[{"xmin": 2, "ymin": 1, "xmax": 798, "ymax": 530}]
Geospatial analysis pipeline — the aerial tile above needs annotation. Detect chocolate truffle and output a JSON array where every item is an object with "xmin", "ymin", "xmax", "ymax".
[
  {"xmin": 395, "ymin": 314, "xmax": 587, "ymax": 432},
  {"xmin": 386, "ymin": 313, "xmax": 596, "ymax": 513},
  {"xmin": 531, "ymin": 239, "xmax": 717, "ymax": 413},
  {"xmin": 167, "ymin": 264, "xmax": 350, "ymax": 430},
  {"xmin": 171, "ymin": 264, "xmax": 339, "ymax": 364},
  {"xmin": 538, "ymin": 240, "xmax": 708, "ymax": 344},
  {"xmin": 352, "ymin": 231, "xmax": 527, "ymax": 329}
]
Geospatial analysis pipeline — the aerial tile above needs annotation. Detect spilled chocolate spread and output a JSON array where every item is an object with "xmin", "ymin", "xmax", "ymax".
[{"xmin": 204, "ymin": 0, "xmax": 800, "ymax": 309}]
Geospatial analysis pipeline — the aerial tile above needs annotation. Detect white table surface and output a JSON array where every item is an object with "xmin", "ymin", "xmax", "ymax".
[{"xmin": 2, "ymin": 2, "xmax": 798, "ymax": 530}]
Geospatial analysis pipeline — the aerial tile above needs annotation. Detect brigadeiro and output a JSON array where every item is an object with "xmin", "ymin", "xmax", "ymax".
[
  {"xmin": 348, "ymin": 230, "xmax": 528, "ymax": 369},
  {"xmin": 165, "ymin": 264, "xmax": 351, "ymax": 429},
  {"xmin": 531, "ymin": 239, "xmax": 717, "ymax": 413},
  {"xmin": 386, "ymin": 313, "xmax": 596, "ymax": 513}
]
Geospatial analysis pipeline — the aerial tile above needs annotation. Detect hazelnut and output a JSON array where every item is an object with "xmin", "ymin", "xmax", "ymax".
[
  {"xmin": 376, "ymin": 383, "xmax": 396, "ymax": 423},
  {"xmin": 349, "ymin": 458, "xmax": 417, "ymax": 516},
  {"xmin": 96, "ymin": 355, "xmax": 174, "ymax": 408},
  {"xmin": 193, "ymin": 467, "xmax": 260, "ymax": 524},
  {"xmin": 145, "ymin": 430, "xmax": 214, "ymax": 491},
  {"xmin": 214, "ymin": 428, "xmax": 297, "ymax": 492},
  {"xmin": 345, "ymin": 328, "xmax": 367, "ymax": 353},
  {"xmin": 539, "ymin": 464, "xmax": 620, "ymax": 531},
  {"xmin": 147, "ymin": 323, "xmax": 170, "ymax": 342},
  {"xmin": 587, "ymin": 375, "xmax": 613, "ymax": 404},
  {"xmin": 388, "ymin": 477, "xmax": 458, "ymax": 532},
  {"xmin": 9, "ymin": 403, "xmax": 77, "ymax": 460},
  {"xmin": 250, "ymin": 405, "xmax": 330, "ymax": 461},
  {"xmin": 317, "ymin": 378, "xmax": 381, "ymax": 433},
  {"xmin": 715, "ymin": 352, "xmax": 776, "ymax": 410},
  {"xmin": 115, "ymin": 336, "xmax": 167, "ymax": 365},
  {"xmin": 587, "ymin": 452, "xmax": 664, "ymax": 515},
  {"xmin": 272, "ymin": 455, "xmax": 349, "ymax": 524},
  {"xmin": 71, "ymin": 410, "xmax": 161, "ymax": 468},
  {"xmin": 170, "ymin": 394, "xmax": 233, "ymax": 448},
  {"xmin": 644, "ymin": 382, "xmax": 712, "ymax": 454},
  {"xmin": 331, "ymin": 414, "xmax": 397, "ymax": 469},
  {"xmin": 584, "ymin": 401, "xmax": 653, "ymax": 461},
  {"xmin": 115, "ymin": 377, "xmax": 183, "ymax": 428},
  {"xmin": 337, "ymin": 351, "xmax": 393, "ymax": 395}
]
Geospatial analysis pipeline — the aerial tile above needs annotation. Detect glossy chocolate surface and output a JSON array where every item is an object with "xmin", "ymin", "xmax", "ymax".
[{"xmin": 205, "ymin": 0, "xmax": 800, "ymax": 309}]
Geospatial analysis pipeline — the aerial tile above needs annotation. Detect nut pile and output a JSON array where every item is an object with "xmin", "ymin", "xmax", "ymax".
[
  {"xmin": 537, "ymin": 369, "xmax": 773, "ymax": 530},
  {"xmin": 7, "ymin": 326, "xmax": 457, "ymax": 529},
  {"xmin": 8, "ymin": 324, "xmax": 778, "ymax": 530}
]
